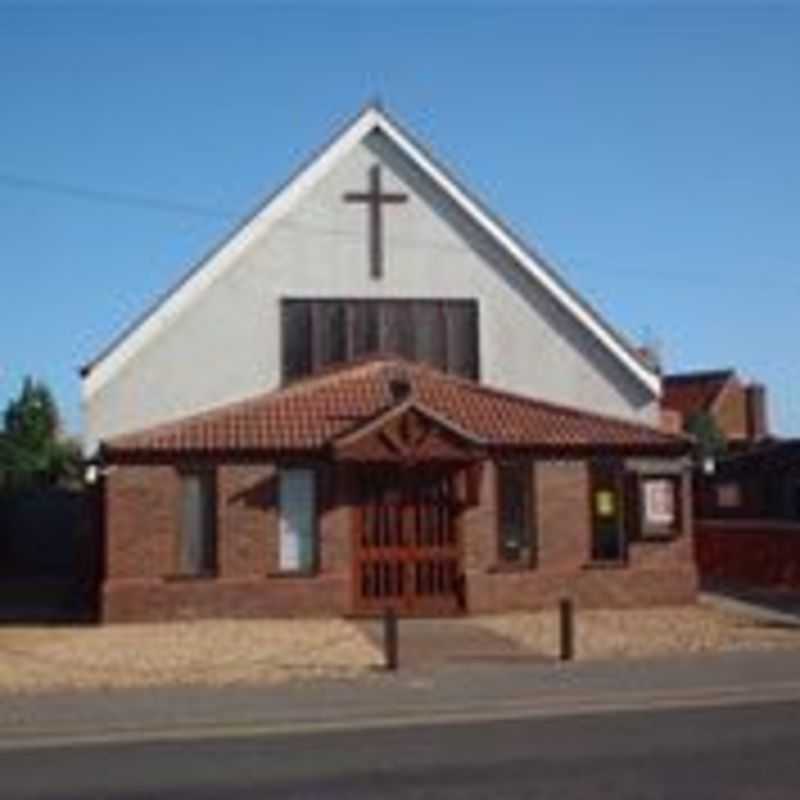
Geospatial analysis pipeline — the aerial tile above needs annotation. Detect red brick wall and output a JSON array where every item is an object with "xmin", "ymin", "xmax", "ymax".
[
  {"xmin": 536, "ymin": 460, "xmax": 590, "ymax": 571},
  {"xmin": 459, "ymin": 460, "xmax": 498, "ymax": 573},
  {"xmin": 218, "ymin": 464, "xmax": 276, "ymax": 577},
  {"xmin": 102, "ymin": 462, "xmax": 353, "ymax": 622},
  {"xmin": 103, "ymin": 458, "xmax": 697, "ymax": 622},
  {"xmin": 713, "ymin": 378, "xmax": 749, "ymax": 441},
  {"xmin": 105, "ymin": 465, "xmax": 178, "ymax": 580},
  {"xmin": 465, "ymin": 461, "xmax": 697, "ymax": 614}
]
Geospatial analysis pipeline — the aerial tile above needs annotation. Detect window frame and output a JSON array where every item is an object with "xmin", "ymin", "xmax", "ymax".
[
  {"xmin": 589, "ymin": 459, "xmax": 628, "ymax": 565},
  {"xmin": 494, "ymin": 460, "xmax": 536, "ymax": 569},
  {"xmin": 276, "ymin": 467, "xmax": 319, "ymax": 577},
  {"xmin": 175, "ymin": 466, "xmax": 218, "ymax": 579},
  {"xmin": 280, "ymin": 298, "xmax": 480, "ymax": 383}
]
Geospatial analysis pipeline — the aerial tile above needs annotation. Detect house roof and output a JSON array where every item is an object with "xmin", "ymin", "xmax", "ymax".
[
  {"xmin": 81, "ymin": 102, "xmax": 660, "ymax": 399},
  {"xmin": 102, "ymin": 358, "xmax": 687, "ymax": 460},
  {"xmin": 662, "ymin": 370, "xmax": 736, "ymax": 419}
]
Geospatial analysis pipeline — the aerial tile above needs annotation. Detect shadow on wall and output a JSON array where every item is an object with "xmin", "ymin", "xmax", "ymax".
[
  {"xmin": 228, "ymin": 465, "xmax": 340, "ymax": 515},
  {"xmin": 229, "ymin": 472, "xmax": 278, "ymax": 510},
  {"xmin": 0, "ymin": 488, "xmax": 100, "ymax": 623}
]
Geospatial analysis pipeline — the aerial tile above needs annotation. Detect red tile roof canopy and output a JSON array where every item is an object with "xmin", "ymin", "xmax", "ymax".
[{"xmin": 102, "ymin": 359, "xmax": 690, "ymax": 463}]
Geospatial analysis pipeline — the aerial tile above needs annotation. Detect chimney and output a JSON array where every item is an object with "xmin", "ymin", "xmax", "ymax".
[{"xmin": 745, "ymin": 383, "xmax": 769, "ymax": 441}]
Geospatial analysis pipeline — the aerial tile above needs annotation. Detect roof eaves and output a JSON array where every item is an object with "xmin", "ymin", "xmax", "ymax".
[
  {"xmin": 373, "ymin": 107, "xmax": 660, "ymax": 396},
  {"xmin": 83, "ymin": 103, "xmax": 660, "ymax": 401},
  {"xmin": 417, "ymin": 360, "xmax": 686, "ymax": 447},
  {"xmin": 80, "ymin": 102, "xmax": 381, "ymax": 380},
  {"xmin": 663, "ymin": 369, "xmax": 736, "ymax": 384}
]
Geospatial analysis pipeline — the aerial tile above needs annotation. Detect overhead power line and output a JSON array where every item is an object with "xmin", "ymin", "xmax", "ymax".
[
  {"xmin": 0, "ymin": 171, "xmax": 793, "ymax": 292},
  {"xmin": 0, "ymin": 171, "xmax": 239, "ymax": 219}
]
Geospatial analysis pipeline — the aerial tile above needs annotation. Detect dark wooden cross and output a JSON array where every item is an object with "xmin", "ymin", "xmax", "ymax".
[{"xmin": 343, "ymin": 164, "xmax": 408, "ymax": 279}]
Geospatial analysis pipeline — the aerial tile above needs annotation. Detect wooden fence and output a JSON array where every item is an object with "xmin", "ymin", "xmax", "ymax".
[
  {"xmin": 695, "ymin": 519, "xmax": 800, "ymax": 589},
  {"xmin": 0, "ymin": 487, "xmax": 100, "ymax": 621}
]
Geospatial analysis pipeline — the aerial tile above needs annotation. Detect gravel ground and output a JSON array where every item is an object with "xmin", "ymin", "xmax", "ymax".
[
  {"xmin": 0, "ymin": 619, "xmax": 382, "ymax": 694},
  {"xmin": 475, "ymin": 605, "xmax": 800, "ymax": 661},
  {"xmin": 1, "ymin": 605, "xmax": 797, "ymax": 695}
]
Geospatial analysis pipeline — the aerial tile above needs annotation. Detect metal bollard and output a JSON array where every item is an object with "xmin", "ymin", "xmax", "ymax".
[
  {"xmin": 559, "ymin": 597, "xmax": 574, "ymax": 661},
  {"xmin": 384, "ymin": 607, "xmax": 398, "ymax": 671}
]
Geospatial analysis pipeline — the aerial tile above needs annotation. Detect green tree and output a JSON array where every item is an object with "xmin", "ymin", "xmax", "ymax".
[
  {"xmin": 0, "ymin": 377, "xmax": 82, "ymax": 489},
  {"xmin": 684, "ymin": 411, "xmax": 727, "ymax": 465}
]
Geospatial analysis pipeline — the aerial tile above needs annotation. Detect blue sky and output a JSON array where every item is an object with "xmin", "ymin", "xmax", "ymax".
[{"xmin": 1, "ymin": 1, "xmax": 798, "ymax": 436}]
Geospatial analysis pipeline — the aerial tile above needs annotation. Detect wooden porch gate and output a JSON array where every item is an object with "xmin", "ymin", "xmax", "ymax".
[{"xmin": 353, "ymin": 468, "xmax": 464, "ymax": 616}]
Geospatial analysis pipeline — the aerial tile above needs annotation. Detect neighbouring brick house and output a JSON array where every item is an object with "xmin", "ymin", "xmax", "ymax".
[
  {"xmin": 83, "ymin": 104, "xmax": 697, "ymax": 621},
  {"xmin": 662, "ymin": 369, "xmax": 770, "ymax": 447}
]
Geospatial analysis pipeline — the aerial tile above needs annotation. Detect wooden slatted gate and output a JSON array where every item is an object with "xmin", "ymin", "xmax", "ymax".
[{"xmin": 353, "ymin": 469, "xmax": 464, "ymax": 616}]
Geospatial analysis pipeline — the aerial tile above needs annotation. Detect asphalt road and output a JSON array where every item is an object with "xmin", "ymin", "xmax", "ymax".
[{"xmin": 2, "ymin": 699, "xmax": 800, "ymax": 799}]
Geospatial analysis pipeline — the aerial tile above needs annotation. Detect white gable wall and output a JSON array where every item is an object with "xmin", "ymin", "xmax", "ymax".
[{"xmin": 84, "ymin": 130, "xmax": 658, "ymax": 453}]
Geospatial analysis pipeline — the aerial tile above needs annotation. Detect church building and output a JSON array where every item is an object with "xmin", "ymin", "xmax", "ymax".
[{"xmin": 82, "ymin": 105, "xmax": 697, "ymax": 621}]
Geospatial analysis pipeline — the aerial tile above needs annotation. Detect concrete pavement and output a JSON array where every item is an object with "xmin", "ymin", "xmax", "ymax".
[{"xmin": 700, "ymin": 588, "xmax": 800, "ymax": 627}]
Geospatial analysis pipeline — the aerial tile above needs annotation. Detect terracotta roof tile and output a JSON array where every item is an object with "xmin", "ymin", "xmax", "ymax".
[{"xmin": 104, "ymin": 358, "xmax": 689, "ymax": 458}]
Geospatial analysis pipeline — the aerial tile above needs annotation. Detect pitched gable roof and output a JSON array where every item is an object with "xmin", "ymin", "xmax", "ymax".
[
  {"xmin": 662, "ymin": 370, "xmax": 736, "ymax": 419},
  {"xmin": 81, "ymin": 103, "xmax": 660, "ymax": 398},
  {"xmin": 103, "ymin": 358, "xmax": 686, "ymax": 460}
]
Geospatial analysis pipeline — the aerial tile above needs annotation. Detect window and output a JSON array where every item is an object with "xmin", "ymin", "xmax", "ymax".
[
  {"xmin": 278, "ymin": 469, "xmax": 317, "ymax": 573},
  {"xmin": 281, "ymin": 299, "xmax": 479, "ymax": 382},
  {"xmin": 496, "ymin": 462, "xmax": 535, "ymax": 565},
  {"xmin": 178, "ymin": 470, "xmax": 217, "ymax": 576},
  {"xmin": 716, "ymin": 482, "xmax": 741, "ymax": 510},
  {"xmin": 590, "ymin": 460, "xmax": 626, "ymax": 563}
]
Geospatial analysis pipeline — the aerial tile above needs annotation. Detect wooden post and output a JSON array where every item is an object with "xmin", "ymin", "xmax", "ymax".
[
  {"xmin": 384, "ymin": 607, "xmax": 398, "ymax": 671},
  {"xmin": 559, "ymin": 597, "xmax": 574, "ymax": 661}
]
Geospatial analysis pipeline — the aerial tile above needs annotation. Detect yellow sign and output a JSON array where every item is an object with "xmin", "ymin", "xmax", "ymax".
[{"xmin": 595, "ymin": 490, "xmax": 616, "ymax": 518}]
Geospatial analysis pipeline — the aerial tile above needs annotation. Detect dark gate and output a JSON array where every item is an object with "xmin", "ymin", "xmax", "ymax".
[{"xmin": 353, "ymin": 468, "xmax": 463, "ymax": 616}]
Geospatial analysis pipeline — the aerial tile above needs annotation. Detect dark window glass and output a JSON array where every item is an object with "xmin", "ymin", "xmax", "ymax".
[
  {"xmin": 380, "ymin": 301, "xmax": 414, "ymax": 359},
  {"xmin": 314, "ymin": 301, "xmax": 348, "ymax": 368},
  {"xmin": 350, "ymin": 301, "xmax": 380, "ymax": 360},
  {"xmin": 414, "ymin": 301, "xmax": 448, "ymax": 371},
  {"xmin": 446, "ymin": 302, "xmax": 480, "ymax": 380},
  {"xmin": 179, "ymin": 470, "xmax": 216, "ymax": 576},
  {"xmin": 590, "ymin": 460, "xmax": 626, "ymax": 562},
  {"xmin": 281, "ymin": 302, "xmax": 312, "ymax": 382},
  {"xmin": 280, "ymin": 299, "xmax": 479, "ymax": 381},
  {"xmin": 497, "ymin": 462, "xmax": 535, "ymax": 564}
]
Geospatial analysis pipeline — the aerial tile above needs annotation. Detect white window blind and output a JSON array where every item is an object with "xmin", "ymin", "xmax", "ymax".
[{"xmin": 278, "ymin": 469, "xmax": 316, "ymax": 572}]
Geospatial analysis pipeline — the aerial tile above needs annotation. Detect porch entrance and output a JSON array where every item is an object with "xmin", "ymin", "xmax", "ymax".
[{"xmin": 353, "ymin": 468, "xmax": 464, "ymax": 616}]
